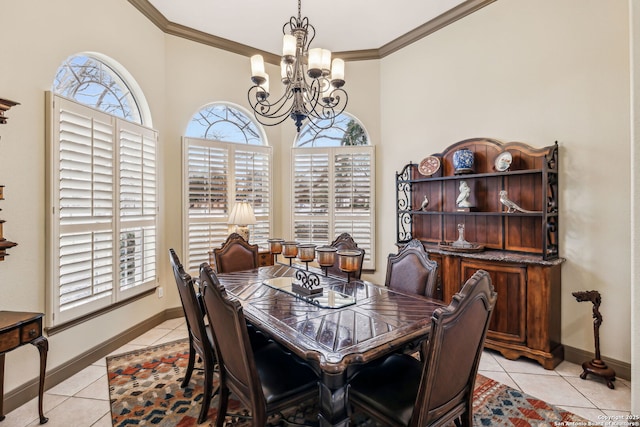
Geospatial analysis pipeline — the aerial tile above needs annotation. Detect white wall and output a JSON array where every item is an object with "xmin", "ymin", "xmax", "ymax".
[{"xmin": 377, "ymin": 0, "xmax": 631, "ymax": 366}]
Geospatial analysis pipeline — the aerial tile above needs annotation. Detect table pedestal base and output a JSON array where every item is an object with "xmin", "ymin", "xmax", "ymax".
[{"xmin": 318, "ymin": 372, "xmax": 349, "ymax": 427}]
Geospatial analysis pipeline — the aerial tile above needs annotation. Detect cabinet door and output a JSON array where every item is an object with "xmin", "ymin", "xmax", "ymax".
[{"xmin": 461, "ymin": 260, "xmax": 526, "ymax": 344}]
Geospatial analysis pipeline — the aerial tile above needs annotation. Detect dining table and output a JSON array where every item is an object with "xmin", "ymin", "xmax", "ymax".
[{"xmin": 215, "ymin": 263, "xmax": 445, "ymax": 427}]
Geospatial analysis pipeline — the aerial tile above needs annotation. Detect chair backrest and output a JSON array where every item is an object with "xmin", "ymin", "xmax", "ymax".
[
  {"xmin": 213, "ymin": 233, "xmax": 259, "ymax": 274},
  {"xmin": 410, "ymin": 269, "xmax": 497, "ymax": 427},
  {"xmin": 385, "ymin": 239, "xmax": 438, "ymax": 298},
  {"xmin": 199, "ymin": 263, "xmax": 267, "ymax": 419},
  {"xmin": 169, "ymin": 249, "xmax": 211, "ymax": 358},
  {"xmin": 325, "ymin": 232, "xmax": 365, "ymax": 279}
]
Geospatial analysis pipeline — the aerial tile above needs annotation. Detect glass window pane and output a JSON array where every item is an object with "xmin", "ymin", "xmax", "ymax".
[{"xmin": 53, "ymin": 55, "xmax": 142, "ymax": 124}]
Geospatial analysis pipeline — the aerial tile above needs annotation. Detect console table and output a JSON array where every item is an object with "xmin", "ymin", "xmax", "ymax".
[{"xmin": 0, "ymin": 311, "xmax": 48, "ymax": 424}]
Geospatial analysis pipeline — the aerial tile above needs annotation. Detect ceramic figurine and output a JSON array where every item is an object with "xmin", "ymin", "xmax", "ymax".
[
  {"xmin": 456, "ymin": 180, "xmax": 472, "ymax": 208},
  {"xmin": 499, "ymin": 190, "xmax": 537, "ymax": 213},
  {"xmin": 420, "ymin": 195, "xmax": 429, "ymax": 211}
]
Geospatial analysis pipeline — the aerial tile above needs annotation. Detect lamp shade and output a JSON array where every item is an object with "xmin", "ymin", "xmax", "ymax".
[{"xmin": 228, "ymin": 201, "xmax": 257, "ymax": 226}]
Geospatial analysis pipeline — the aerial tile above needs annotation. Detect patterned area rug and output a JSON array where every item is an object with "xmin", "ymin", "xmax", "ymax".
[{"xmin": 107, "ymin": 338, "xmax": 589, "ymax": 426}]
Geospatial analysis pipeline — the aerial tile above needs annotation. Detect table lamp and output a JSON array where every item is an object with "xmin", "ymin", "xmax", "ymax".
[{"xmin": 228, "ymin": 201, "xmax": 257, "ymax": 241}]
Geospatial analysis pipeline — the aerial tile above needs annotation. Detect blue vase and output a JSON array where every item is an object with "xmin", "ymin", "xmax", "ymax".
[{"xmin": 453, "ymin": 148, "xmax": 474, "ymax": 174}]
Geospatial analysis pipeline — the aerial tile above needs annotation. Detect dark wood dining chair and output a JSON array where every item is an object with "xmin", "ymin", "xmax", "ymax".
[
  {"xmin": 325, "ymin": 232, "xmax": 365, "ymax": 279},
  {"xmin": 199, "ymin": 263, "xmax": 319, "ymax": 427},
  {"xmin": 169, "ymin": 248, "xmax": 217, "ymax": 424},
  {"xmin": 213, "ymin": 232, "xmax": 259, "ymax": 273},
  {"xmin": 385, "ymin": 239, "xmax": 438, "ymax": 298},
  {"xmin": 348, "ymin": 269, "xmax": 497, "ymax": 427}
]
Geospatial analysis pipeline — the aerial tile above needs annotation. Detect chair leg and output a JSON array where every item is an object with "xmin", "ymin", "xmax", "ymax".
[
  {"xmin": 181, "ymin": 340, "xmax": 196, "ymax": 388},
  {"xmin": 458, "ymin": 408, "xmax": 472, "ymax": 427},
  {"xmin": 215, "ymin": 385, "xmax": 230, "ymax": 427},
  {"xmin": 197, "ymin": 356, "xmax": 215, "ymax": 424}
]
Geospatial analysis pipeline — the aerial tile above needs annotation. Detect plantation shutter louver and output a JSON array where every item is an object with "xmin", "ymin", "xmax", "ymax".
[
  {"xmin": 292, "ymin": 146, "xmax": 375, "ymax": 269},
  {"xmin": 184, "ymin": 138, "xmax": 272, "ymax": 274},
  {"xmin": 48, "ymin": 94, "xmax": 158, "ymax": 327}
]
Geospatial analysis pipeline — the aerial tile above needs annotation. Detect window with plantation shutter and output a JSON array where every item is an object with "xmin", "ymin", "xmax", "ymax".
[
  {"xmin": 293, "ymin": 114, "xmax": 375, "ymax": 270},
  {"xmin": 47, "ymin": 94, "xmax": 158, "ymax": 327},
  {"xmin": 183, "ymin": 103, "xmax": 271, "ymax": 275}
]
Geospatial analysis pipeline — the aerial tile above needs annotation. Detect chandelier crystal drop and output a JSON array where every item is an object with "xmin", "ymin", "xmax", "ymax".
[{"xmin": 247, "ymin": 0, "xmax": 348, "ymax": 132}]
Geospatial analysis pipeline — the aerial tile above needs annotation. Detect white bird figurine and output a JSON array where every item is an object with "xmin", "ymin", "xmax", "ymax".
[
  {"xmin": 499, "ymin": 190, "xmax": 538, "ymax": 213},
  {"xmin": 420, "ymin": 195, "xmax": 429, "ymax": 211}
]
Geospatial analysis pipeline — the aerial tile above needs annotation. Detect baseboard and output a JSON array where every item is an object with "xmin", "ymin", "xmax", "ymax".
[
  {"xmin": 563, "ymin": 345, "xmax": 630, "ymax": 381},
  {"xmin": 2, "ymin": 307, "xmax": 184, "ymax": 415}
]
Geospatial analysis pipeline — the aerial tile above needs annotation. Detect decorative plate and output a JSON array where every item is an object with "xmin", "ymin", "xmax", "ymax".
[
  {"xmin": 418, "ymin": 156, "xmax": 441, "ymax": 176},
  {"xmin": 494, "ymin": 151, "xmax": 513, "ymax": 172}
]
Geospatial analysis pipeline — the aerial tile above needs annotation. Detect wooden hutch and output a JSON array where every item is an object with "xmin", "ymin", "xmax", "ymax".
[
  {"xmin": 395, "ymin": 137, "xmax": 564, "ymax": 369},
  {"xmin": 0, "ymin": 98, "xmax": 19, "ymax": 260}
]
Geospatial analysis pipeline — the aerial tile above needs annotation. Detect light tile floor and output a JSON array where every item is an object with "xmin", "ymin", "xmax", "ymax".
[{"xmin": 3, "ymin": 318, "xmax": 632, "ymax": 427}]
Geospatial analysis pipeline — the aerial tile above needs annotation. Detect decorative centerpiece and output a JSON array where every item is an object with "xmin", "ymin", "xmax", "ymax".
[
  {"xmin": 268, "ymin": 238, "xmax": 285, "ymax": 263},
  {"xmin": 292, "ymin": 269, "xmax": 323, "ymax": 296},
  {"xmin": 337, "ymin": 249, "xmax": 360, "ymax": 283},
  {"xmin": 452, "ymin": 148, "xmax": 474, "ymax": 174},
  {"xmin": 297, "ymin": 243, "xmax": 316, "ymax": 270},
  {"xmin": 316, "ymin": 246, "xmax": 337, "ymax": 276},
  {"xmin": 282, "ymin": 241, "xmax": 299, "ymax": 265}
]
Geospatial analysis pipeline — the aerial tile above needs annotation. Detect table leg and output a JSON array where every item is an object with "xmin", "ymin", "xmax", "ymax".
[
  {"xmin": 318, "ymin": 371, "xmax": 350, "ymax": 427},
  {"xmin": 32, "ymin": 337, "xmax": 48, "ymax": 424},
  {"xmin": 0, "ymin": 353, "xmax": 5, "ymax": 422}
]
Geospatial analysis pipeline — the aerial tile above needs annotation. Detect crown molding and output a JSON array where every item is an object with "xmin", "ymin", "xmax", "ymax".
[
  {"xmin": 378, "ymin": 0, "xmax": 497, "ymax": 57},
  {"xmin": 128, "ymin": 0, "xmax": 495, "ymax": 63}
]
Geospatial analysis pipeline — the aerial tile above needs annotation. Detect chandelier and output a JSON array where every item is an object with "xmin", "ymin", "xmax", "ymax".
[{"xmin": 247, "ymin": 0, "xmax": 348, "ymax": 132}]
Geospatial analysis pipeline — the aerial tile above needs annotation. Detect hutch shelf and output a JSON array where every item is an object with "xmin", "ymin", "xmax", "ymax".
[
  {"xmin": 395, "ymin": 138, "xmax": 565, "ymax": 369},
  {"xmin": 0, "ymin": 98, "xmax": 19, "ymax": 260}
]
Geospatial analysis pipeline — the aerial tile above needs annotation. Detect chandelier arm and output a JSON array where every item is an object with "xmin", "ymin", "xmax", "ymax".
[{"xmin": 248, "ymin": 94, "xmax": 296, "ymax": 123}]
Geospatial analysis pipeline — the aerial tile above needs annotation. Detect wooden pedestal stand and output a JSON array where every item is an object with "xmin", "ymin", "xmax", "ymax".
[{"xmin": 572, "ymin": 290, "xmax": 616, "ymax": 389}]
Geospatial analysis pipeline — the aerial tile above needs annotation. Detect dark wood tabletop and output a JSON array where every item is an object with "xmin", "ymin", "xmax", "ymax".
[{"xmin": 215, "ymin": 263, "xmax": 444, "ymax": 427}]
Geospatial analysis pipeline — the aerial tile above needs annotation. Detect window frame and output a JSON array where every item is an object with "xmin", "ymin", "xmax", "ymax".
[
  {"xmin": 292, "ymin": 114, "xmax": 375, "ymax": 270},
  {"xmin": 46, "ymin": 93, "xmax": 158, "ymax": 329},
  {"xmin": 182, "ymin": 103, "xmax": 272, "ymax": 275}
]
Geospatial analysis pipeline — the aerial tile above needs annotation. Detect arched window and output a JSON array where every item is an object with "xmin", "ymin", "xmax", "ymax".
[
  {"xmin": 53, "ymin": 54, "xmax": 143, "ymax": 124},
  {"xmin": 292, "ymin": 113, "xmax": 375, "ymax": 269},
  {"xmin": 296, "ymin": 114, "xmax": 368, "ymax": 147},
  {"xmin": 186, "ymin": 103, "xmax": 262, "ymax": 143},
  {"xmin": 47, "ymin": 53, "xmax": 157, "ymax": 329},
  {"xmin": 183, "ymin": 103, "xmax": 272, "ymax": 272}
]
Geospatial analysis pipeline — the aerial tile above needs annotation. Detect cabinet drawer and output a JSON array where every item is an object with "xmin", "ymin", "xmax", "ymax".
[
  {"xmin": 257, "ymin": 251, "xmax": 273, "ymax": 267},
  {"xmin": 0, "ymin": 328, "xmax": 20, "ymax": 353},
  {"xmin": 21, "ymin": 321, "xmax": 41, "ymax": 343}
]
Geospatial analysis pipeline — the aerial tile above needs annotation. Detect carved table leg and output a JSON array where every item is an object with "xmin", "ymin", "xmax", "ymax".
[
  {"xmin": 32, "ymin": 337, "xmax": 48, "ymax": 424},
  {"xmin": 318, "ymin": 371, "xmax": 349, "ymax": 427},
  {"xmin": 0, "ymin": 353, "xmax": 5, "ymax": 422}
]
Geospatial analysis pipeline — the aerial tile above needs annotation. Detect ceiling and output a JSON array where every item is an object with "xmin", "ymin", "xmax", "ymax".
[{"xmin": 132, "ymin": 0, "xmax": 495, "ymax": 61}]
